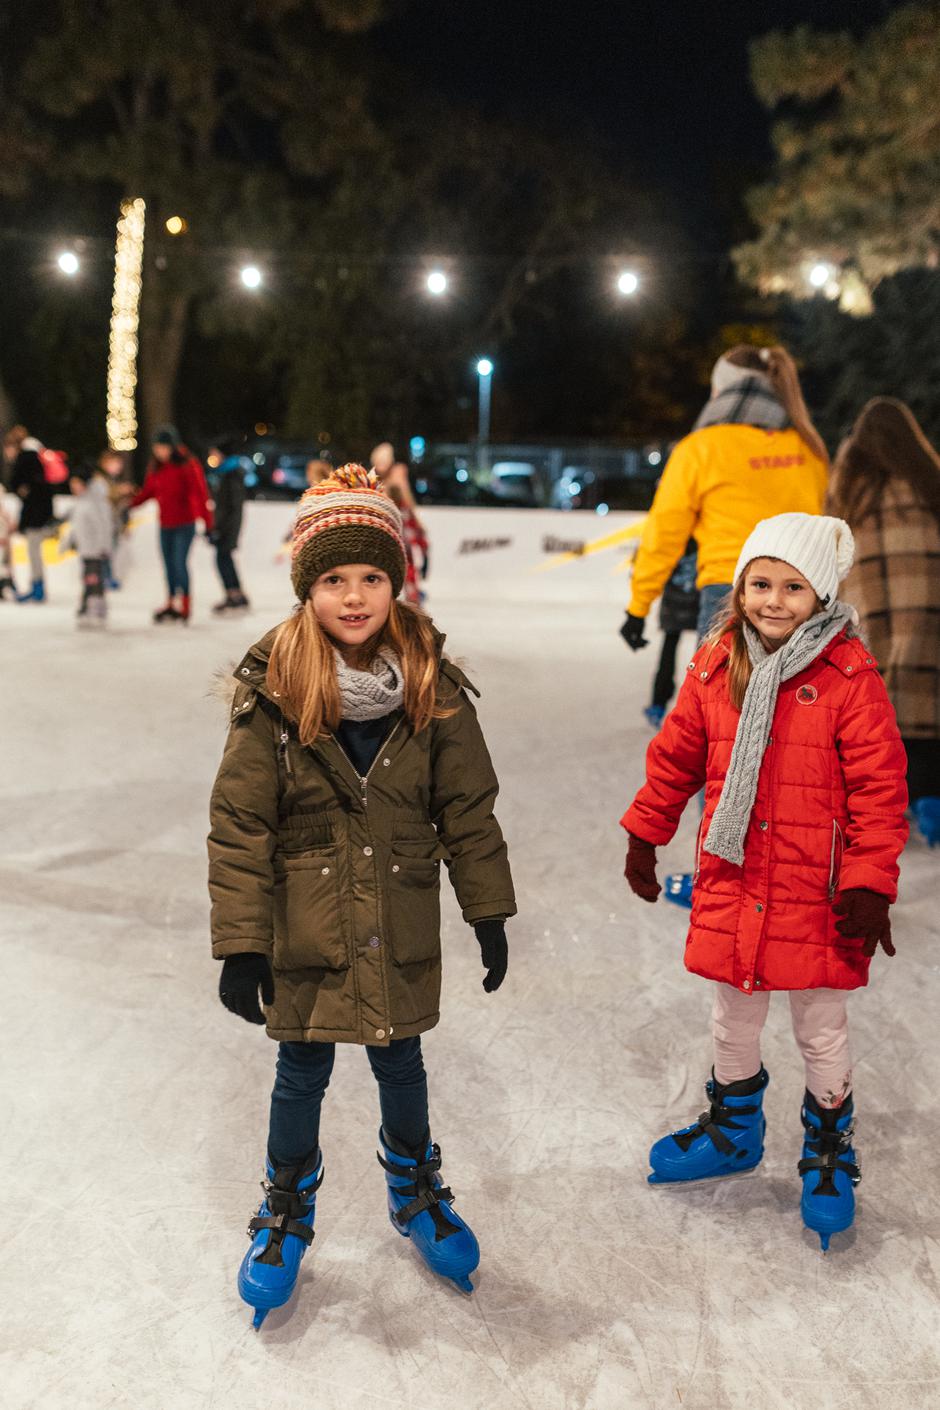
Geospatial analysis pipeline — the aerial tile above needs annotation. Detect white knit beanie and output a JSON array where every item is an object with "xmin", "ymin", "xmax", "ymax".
[{"xmin": 732, "ymin": 513, "xmax": 855, "ymax": 609}]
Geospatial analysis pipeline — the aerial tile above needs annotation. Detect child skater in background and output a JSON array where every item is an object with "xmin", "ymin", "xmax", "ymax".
[
  {"xmin": 208, "ymin": 464, "xmax": 516, "ymax": 1327},
  {"xmin": 67, "ymin": 465, "xmax": 115, "ymax": 628},
  {"xmin": 621, "ymin": 513, "xmax": 908, "ymax": 1248}
]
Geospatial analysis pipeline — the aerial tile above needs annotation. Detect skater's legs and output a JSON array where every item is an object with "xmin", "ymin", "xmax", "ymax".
[
  {"xmin": 365, "ymin": 1037, "xmax": 429, "ymax": 1150},
  {"xmin": 158, "ymin": 528, "xmax": 176, "ymax": 596},
  {"xmin": 651, "ymin": 631, "xmax": 681, "ymax": 709},
  {"xmin": 712, "ymin": 982, "xmax": 771, "ymax": 1084},
  {"xmin": 26, "ymin": 527, "xmax": 45, "ymax": 583},
  {"xmin": 789, "ymin": 989, "xmax": 851, "ymax": 1109},
  {"xmin": 173, "ymin": 524, "xmax": 195, "ymax": 595},
  {"xmin": 80, "ymin": 556, "xmax": 107, "ymax": 619},
  {"xmin": 267, "ymin": 1041, "xmax": 336, "ymax": 1165},
  {"xmin": 903, "ymin": 738, "xmax": 940, "ymax": 804},
  {"xmin": 216, "ymin": 546, "xmax": 242, "ymax": 592}
]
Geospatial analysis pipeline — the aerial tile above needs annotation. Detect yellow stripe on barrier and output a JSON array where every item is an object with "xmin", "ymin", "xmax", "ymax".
[
  {"xmin": 531, "ymin": 516, "xmax": 647, "ymax": 573},
  {"xmin": 11, "ymin": 523, "xmax": 75, "ymax": 567}
]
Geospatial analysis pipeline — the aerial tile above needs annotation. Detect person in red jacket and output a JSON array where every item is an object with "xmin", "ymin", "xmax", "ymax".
[
  {"xmin": 129, "ymin": 426, "xmax": 214, "ymax": 622},
  {"xmin": 621, "ymin": 512, "xmax": 908, "ymax": 1249}
]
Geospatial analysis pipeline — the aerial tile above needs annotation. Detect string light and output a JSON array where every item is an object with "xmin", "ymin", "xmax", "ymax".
[
  {"xmin": 57, "ymin": 251, "xmax": 80, "ymax": 275},
  {"xmin": 240, "ymin": 264, "xmax": 262, "ymax": 289},
  {"xmin": 106, "ymin": 197, "xmax": 146, "ymax": 451},
  {"xmin": 808, "ymin": 262, "xmax": 832, "ymax": 289},
  {"xmin": 165, "ymin": 215, "xmax": 187, "ymax": 236}
]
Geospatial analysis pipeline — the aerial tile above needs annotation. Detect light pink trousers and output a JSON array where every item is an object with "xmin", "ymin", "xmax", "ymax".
[{"xmin": 712, "ymin": 983, "xmax": 852, "ymax": 1108}]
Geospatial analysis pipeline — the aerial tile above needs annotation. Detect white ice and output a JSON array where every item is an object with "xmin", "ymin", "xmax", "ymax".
[{"xmin": 3, "ymin": 502, "xmax": 939, "ymax": 1410}]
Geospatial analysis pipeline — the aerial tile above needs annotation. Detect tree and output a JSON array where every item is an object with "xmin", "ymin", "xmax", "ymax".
[{"xmin": 735, "ymin": 3, "xmax": 940, "ymax": 308}]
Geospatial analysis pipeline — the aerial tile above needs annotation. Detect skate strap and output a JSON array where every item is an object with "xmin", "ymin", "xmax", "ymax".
[
  {"xmin": 672, "ymin": 1100, "xmax": 760, "ymax": 1156},
  {"xmin": 799, "ymin": 1121, "xmax": 860, "ymax": 1194},
  {"xmin": 249, "ymin": 1212, "xmax": 315, "ymax": 1247},
  {"xmin": 377, "ymin": 1147, "xmax": 462, "ymax": 1241}
]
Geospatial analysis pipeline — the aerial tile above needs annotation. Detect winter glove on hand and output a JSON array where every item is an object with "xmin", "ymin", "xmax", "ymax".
[
  {"xmin": 620, "ymin": 613, "xmax": 649, "ymax": 651},
  {"xmin": 219, "ymin": 952, "xmax": 275, "ymax": 1023},
  {"xmin": 474, "ymin": 919, "xmax": 508, "ymax": 993},
  {"xmin": 833, "ymin": 888, "xmax": 895, "ymax": 958},
  {"xmin": 624, "ymin": 833, "xmax": 661, "ymax": 902}
]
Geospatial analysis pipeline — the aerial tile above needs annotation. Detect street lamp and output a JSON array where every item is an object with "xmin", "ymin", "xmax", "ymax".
[
  {"xmin": 808, "ymin": 262, "xmax": 832, "ymax": 290},
  {"xmin": 57, "ymin": 251, "xmax": 80, "ymax": 276},
  {"xmin": 426, "ymin": 269, "xmax": 448, "ymax": 296},
  {"xmin": 616, "ymin": 269, "xmax": 639, "ymax": 296},
  {"xmin": 476, "ymin": 358, "xmax": 493, "ymax": 475},
  {"xmin": 240, "ymin": 264, "xmax": 262, "ymax": 290}
]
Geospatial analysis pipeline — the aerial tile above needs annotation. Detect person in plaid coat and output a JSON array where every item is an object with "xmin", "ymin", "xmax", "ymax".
[{"xmin": 828, "ymin": 398, "xmax": 940, "ymax": 844}]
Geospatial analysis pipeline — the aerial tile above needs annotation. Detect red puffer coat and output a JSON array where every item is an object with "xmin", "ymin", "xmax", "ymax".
[
  {"xmin": 622, "ymin": 628, "xmax": 908, "ymax": 993},
  {"xmin": 131, "ymin": 453, "xmax": 214, "ymax": 532}
]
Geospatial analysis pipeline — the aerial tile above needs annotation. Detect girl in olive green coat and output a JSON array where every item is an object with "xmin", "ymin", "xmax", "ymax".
[{"xmin": 208, "ymin": 464, "xmax": 515, "ymax": 1325}]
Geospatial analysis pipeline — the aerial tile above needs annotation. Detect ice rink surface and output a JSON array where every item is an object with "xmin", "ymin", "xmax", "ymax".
[{"xmin": 4, "ymin": 502, "xmax": 939, "ymax": 1410}]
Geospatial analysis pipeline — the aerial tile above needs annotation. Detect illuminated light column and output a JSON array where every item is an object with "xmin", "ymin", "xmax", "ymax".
[{"xmin": 106, "ymin": 197, "xmax": 146, "ymax": 450}]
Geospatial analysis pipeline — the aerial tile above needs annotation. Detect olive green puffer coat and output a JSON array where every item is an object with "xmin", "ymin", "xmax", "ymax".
[{"xmin": 208, "ymin": 628, "xmax": 516, "ymax": 1045}]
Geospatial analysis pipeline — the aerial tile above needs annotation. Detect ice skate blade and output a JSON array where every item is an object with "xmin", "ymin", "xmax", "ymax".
[
  {"xmin": 819, "ymin": 1233, "xmax": 830, "ymax": 1252},
  {"xmin": 648, "ymin": 1159, "xmax": 763, "ymax": 1186},
  {"xmin": 252, "ymin": 1308, "xmax": 269, "ymax": 1330},
  {"xmin": 451, "ymin": 1275, "xmax": 474, "ymax": 1294}
]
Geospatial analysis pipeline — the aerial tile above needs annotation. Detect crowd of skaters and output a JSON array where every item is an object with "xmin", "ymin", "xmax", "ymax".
[{"xmin": 0, "ymin": 427, "xmax": 429, "ymax": 626}]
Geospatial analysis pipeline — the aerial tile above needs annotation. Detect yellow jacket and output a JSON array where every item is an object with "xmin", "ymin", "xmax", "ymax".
[{"xmin": 628, "ymin": 424, "xmax": 828, "ymax": 617}]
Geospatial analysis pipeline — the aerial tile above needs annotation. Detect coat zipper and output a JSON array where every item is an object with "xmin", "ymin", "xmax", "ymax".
[
  {"xmin": 336, "ymin": 719, "xmax": 402, "ymax": 810},
  {"xmin": 278, "ymin": 716, "xmax": 293, "ymax": 776}
]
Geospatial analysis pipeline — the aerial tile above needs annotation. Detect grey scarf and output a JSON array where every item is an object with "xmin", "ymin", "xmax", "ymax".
[
  {"xmin": 694, "ymin": 375, "xmax": 789, "ymax": 433},
  {"xmin": 334, "ymin": 647, "xmax": 405, "ymax": 721},
  {"xmin": 703, "ymin": 602, "xmax": 856, "ymax": 866}
]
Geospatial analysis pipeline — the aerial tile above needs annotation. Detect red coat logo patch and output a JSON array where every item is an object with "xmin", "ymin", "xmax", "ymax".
[{"xmin": 796, "ymin": 684, "xmax": 818, "ymax": 704}]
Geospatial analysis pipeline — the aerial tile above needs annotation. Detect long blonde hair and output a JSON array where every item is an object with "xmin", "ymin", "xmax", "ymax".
[{"xmin": 267, "ymin": 597, "xmax": 457, "ymax": 745}]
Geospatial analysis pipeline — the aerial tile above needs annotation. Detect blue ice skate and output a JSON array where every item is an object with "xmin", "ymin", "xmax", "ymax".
[
  {"xmin": 378, "ymin": 1130, "xmax": 479, "ymax": 1294},
  {"xmin": 238, "ymin": 1149, "xmax": 323, "ymax": 1329},
  {"xmin": 648, "ymin": 1068, "xmax": 769, "ymax": 1184},
  {"xmin": 643, "ymin": 704, "xmax": 666, "ymax": 730},
  {"xmin": 799, "ymin": 1091, "xmax": 860, "ymax": 1251},
  {"xmin": 913, "ymin": 797, "xmax": 940, "ymax": 848},
  {"xmin": 663, "ymin": 872, "xmax": 694, "ymax": 908}
]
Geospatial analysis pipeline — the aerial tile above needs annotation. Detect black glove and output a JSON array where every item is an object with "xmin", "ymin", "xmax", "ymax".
[
  {"xmin": 206, "ymin": 529, "xmax": 219, "ymax": 545},
  {"xmin": 219, "ymin": 952, "xmax": 275, "ymax": 1024},
  {"xmin": 474, "ymin": 919, "xmax": 508, "ymax": 993},
  {"xmin": 620, "ymin": 613, "xmax": 648, "ymax": 651},
  {"xmin": 420, "ymin": 547, "xmax": 430, "ymax": 580}
]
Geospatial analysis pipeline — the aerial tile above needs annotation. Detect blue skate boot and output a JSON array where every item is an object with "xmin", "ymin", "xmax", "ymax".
[
  {"xmin": 378, "ymin": 1129, "xmax": 480, "ymax": 1294},
  {"xmin": 913, "ymin": 797, "xmax": 940, "ymax": 847},
  {"xmin": 663, "ymin": 872, "xmax": 694, "ymax": 908},
  {"xmin": 798, "ymin": 1091, "xmax": 860, "ymax": 1251},
  {"xmin": 643, "ymin": 704, "xmax": 666, "ymax": 730},
  {"xmin": 649, "ymin": 1068, "xmax": 769, "ymax": 1184},
  {"xmin": 237, "ymin": 1148, "xmax": 323, "ymax": 1328}
]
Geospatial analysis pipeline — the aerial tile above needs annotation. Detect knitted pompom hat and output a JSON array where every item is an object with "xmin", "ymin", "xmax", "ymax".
[
  {"xmin": 733, "ymin": 512, "xmax": 855, "ymax": 609},
  {"xmin": 290, "ymin": 463, "xmax": 407, "ymax": 602}
]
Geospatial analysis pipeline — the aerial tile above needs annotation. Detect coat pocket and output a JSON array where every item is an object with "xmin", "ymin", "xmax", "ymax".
[
  {"xmin": 387, "ymin": 854, "xmax": 442, "ymax": 966},
  {"xmin": 274, "ymin": 851, "xmax": 349, "ymax": 971}
]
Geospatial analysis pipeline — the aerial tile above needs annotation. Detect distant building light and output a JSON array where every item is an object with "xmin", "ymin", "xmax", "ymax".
[
  {"xmin": 648, "ymin": 450, "xmax": 662, "ymax": 466},
  {"xmin": 596, "ymin": 502, "xmax": 610, "ymax": 516},
  {"xmin": 272, "ymin": 468, "xmax": 287, "ymax": 484},
  {"xmin": 409, "ymin": 435, "xmax": 427, "ymax": 462},
  {"xmin": 568, "ymin": 481, "xmax": 581, "ymax": 496},
  {"xmin": 252, "ymin": 452, "xmax": 265, "ymax": 465},
  {"xmin": 456, "ymin": 468, "xmax": 469, "ymax": 483},
  {"xmin": 254, "ymin": 422, "xmax": 269, "ymax": 435},
  {"xmin": 165, "ymin": 216, "xmax": 188, "ymax": 236}
]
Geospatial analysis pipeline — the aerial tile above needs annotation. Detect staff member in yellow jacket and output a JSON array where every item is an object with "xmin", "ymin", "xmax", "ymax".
[{"xmin": 622, "ymin": 345, "xmax": 829, "ymax": 650}]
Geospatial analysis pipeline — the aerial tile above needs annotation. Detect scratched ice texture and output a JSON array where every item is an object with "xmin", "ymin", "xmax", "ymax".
[{"xmin": 2, "ymin": 501, "xmax": 938, "ymax": 1410}]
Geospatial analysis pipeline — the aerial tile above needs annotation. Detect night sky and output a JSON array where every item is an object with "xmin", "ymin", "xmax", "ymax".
[{"xmin": 381, "ymin": 0, "xmax": 900, "ymax": 248}]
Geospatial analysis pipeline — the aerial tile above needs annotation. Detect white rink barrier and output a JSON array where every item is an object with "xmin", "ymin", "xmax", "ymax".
[{"xmin": 415, "ymin": 506, "xmax": 646, "ymax": 605}]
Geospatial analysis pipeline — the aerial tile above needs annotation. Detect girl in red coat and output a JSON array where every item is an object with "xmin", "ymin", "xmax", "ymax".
[
  {"xmin": 128, "ymin": 425, "xmax": 214, "ymax": 622},
  {"xmin": 622, "ymin": 512, "xmax": 908, "ymax": 1248}
]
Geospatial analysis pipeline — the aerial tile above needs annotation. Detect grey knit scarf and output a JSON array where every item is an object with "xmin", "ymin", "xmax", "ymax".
[
  {"xmin": 702, "ymin": 602, "xmax": 856, "ymax": 866},
  {"xmin": 334, "ymin": 647, "xmax": 405, "ymax": 720},
  {"xmin": 694, "ymin": 374, "xmax": 789, "ymax": 433}
]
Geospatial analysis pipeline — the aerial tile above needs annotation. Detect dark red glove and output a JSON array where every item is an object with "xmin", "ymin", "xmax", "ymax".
[
  {"xmin": 833, "ymin": 888, "xmax": 895, "ymax": 958},
  {"xmin": 625, "ymin": 833, "xmax": 660, "ymax": 902}
]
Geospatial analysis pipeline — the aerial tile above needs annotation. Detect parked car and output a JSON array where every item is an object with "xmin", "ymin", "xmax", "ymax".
[
  {"xmin": 413, "ymin": 457, "xmax": 534, "ymax": 508},
  {"xmin": 241, "ymin": 440, "xmax": 325, "ymax": 499},
  {"xmin": 488, "ymin": 461, "xmax": 541, "ymax": 507}
]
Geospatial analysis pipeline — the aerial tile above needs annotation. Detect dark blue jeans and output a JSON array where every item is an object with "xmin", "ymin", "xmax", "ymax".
[
  {"xmin": 267, "ymin": 1036, "xmax": 429, "ymax": 1166},
  {"xmin": 159, "ymin": 523, "xmax": 195, "ymax": 596},
  {"xmin": 696, "ymin": 582, "xmax": 733, "ymax": 642},
  {"xmin": 215, "ymin": 546, "xmax": 241, "ymax": 592}
]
